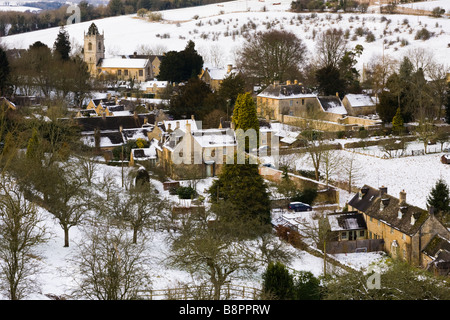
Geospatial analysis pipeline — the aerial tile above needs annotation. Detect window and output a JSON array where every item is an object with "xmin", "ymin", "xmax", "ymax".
[
  {"xmin": 139, "ymin": 70, "xmax": 143, "ymax": 77},
  {"xmin": 124, "ymin": 69, "xmax": 128, "ymax": 76},
  {"xmin": 117, "ymin": 70, "xmax": 122, "ymax": 76},
  {"xmin": 341, "ymin": 232, "xmax": 347, "ymax": 240},
  {"xmin": 223, "ymin": 147, "xmax": 227, "ymax": 155},
  {"xmin": 359, "ymin": 230, "xmax": 365, "ymax": 237},
  {"xmin": 390, "ymin": 227, "xmax": 394, "ymax": 234},
  {"xmin": 302, "ymin": 99, "xmax": 305, "ymax": 105},
  {"xmin": 289, "ymin": 100, "xmax": 293, "ymax": 106},
  {"xmin": 98, "ymin": 42, "xmax": 102, "ymax": 50},
  {"xmin": 88, "ymin": 42, "xmax": 92, "ymax": 50}
]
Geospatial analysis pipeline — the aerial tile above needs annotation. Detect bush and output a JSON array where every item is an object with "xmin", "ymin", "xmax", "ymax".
[
  {"xmin": 262, "ymin": 261, "xmax": 295, "ymax": 300},
  {"xmin": 293, "ymin": 271, "xmax": 322, "ymax": 300},
  {"xmin": 415, "ymin": 28, "xmax": 431, "ymax": 40},
  {"xmin": 147, "ymin": 11, "xmax": 163, "ymax": 21},
  {"xmin": 365, "ymin": 31, "xmax": 376, "ymax": 42},
  {"xmin": 291, "ymin": 187, "xmax": 318, "ymax": 205},
  {"xmin": 176, "ymin": 186, "xmax": 197, "ymax": 199},
  {"xmin": 431, "ymin": 7, "xmax": 445, "ymax": 18}
]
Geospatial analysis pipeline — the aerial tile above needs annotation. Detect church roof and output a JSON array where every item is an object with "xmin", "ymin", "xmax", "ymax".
[
  {"xmin": 99, "ymin": 58, "xmax": 149, "ymax": 69},
  {"xmin": 87, "ymin": 23, "xmax": 100, "ymax": 36}
]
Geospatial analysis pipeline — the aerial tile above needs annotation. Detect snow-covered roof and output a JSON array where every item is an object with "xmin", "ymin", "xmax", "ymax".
[
  {"xmin": 192, "ymin": 129, "xmax": 236, "ymax": 148},
  {"xmin": 328, "ymin": 213, "xmax": 366, "ymax": 232},
  {"xmin": 205, "ymin": 66, "xmax": 236, "ymax": 80},
  {"xmin": 163, "ymin": 119, "xmax": 198, "ymax": 133},
  {"xmin": 318, "ymin": 96, "xmax": 347, "ymax": 115},
  {"xmin": 344, "ymin": 94, "xmax": 376, "ymax": 107},
  {"xmin": 100, "ymin": 58, "xmax": 149, "ymax": 69},
  {"xmin": 132, "ymin": 147, "xmax": 157, "ymax": 160},
  {"xmin": 141, "ymin": 80, "xmax": 168, "ymax": 90}
]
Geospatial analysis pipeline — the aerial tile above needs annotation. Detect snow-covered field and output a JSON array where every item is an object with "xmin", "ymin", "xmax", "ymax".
[
  {"xmin": 1, "ymin": 0, "xmax": 449, "ymax": 72},
  {"xmin": 266, "ymin": 139, "xmax": 450, "ymax": 210},
  {"xmin": 398, "ymin": 0, "xmax": 450, "ymax": 11}
]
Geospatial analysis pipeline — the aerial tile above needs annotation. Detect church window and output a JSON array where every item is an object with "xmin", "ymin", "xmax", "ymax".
[
  {"xmin": 88, "ymin": 42, "xmax": 92, "ymax": 51},
  {"xmin": 98, "ymin": 42, "xmax": 102, "ymax": 50}
]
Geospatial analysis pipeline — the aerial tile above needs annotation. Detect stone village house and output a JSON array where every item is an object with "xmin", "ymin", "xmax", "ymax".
[
  {"xmin": 348, "ymin": 185, "xmax": 450, "ymax": 271},
  {"xmin": 256, "ymin": 81, "xmax": 382, "ymax": 132}
]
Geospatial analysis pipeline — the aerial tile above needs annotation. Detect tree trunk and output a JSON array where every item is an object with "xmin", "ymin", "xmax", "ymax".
[{"xmin": 64, "ymin": 226, "xmax": 70, "ymax": 247}]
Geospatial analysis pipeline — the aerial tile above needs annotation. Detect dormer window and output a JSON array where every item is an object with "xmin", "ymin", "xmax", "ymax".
[{"xmin": 398, "ymin": 210, "xmax": 403, "ymax": 219}]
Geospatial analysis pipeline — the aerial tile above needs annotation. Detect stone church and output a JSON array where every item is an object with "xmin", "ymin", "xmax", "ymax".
[{"xmin": 83, "ymin": 23, "xmax": 162, "ymax": 82}]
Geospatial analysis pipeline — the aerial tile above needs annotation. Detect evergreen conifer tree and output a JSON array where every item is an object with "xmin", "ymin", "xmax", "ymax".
[
  {"xmin": 53, "ymin": 27, "xmax": 71, "ymax": 61},
  {"xmin": 427, "ymin": 178, "xmax": 450, "ymax": 215},
  {"xmin": 26, "ymin": 128, "xmax": 40, "ymax": 160},
  {"xmin": 392, "ymin": 107, "xmax": 404, "ymax": 134},
  {"xmin": 208, "ymin": 156, "xmax": 271, "ymax": 224},
  {"xmin": 0, "ymin": 46, "xmax": 10, "ymax": 96},
  {"xmin": 232, "ymin": 92, "xmax": 259, "ymax": 152},
  {"xmin": 262, "ymin": 261, "xmax": 295, "ymax": 299}
]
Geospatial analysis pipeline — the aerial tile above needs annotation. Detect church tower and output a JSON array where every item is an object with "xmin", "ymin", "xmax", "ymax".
[{"xmin": 84, "ymin": 23, "xmax": 105, "ymax": 76}]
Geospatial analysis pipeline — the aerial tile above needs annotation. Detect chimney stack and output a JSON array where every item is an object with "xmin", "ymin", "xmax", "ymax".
[
  {"xmin": 379, "ymin": 186, "xmax": 387, "ymax": 196},
  {"xmin": 399, "ymin": 190, "xmax": 406, "ymax": 205}
]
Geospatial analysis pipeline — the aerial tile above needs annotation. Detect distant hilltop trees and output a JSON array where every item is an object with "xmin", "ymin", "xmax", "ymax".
[{"xmin": 0, "ymin": 0, "xmax": 235, "ymax": 36}]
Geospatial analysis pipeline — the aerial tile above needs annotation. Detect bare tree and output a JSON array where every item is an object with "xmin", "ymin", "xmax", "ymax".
[
  {"xmin": 70, "ymin": 222, "xmax": 152, "ymax": 300},
  {"xmin": 237, "ymin": 30, "xmax": 308, "ymax": 86},
  {"xmin": 46, "ymin": 163, "xmax": 88, "ymax": 247},
  {"xmin": 321, "ymin": 149, "xmax": 343, "ymax": 187},
  {"xmin": 341, "ymin": 151, "xmax": 363, "ymax": 193},
  {"xmin": 0, "ymin": 177, "xmax": 48, "ymax": 300},
  {"xmin": 314, "ymin": 28, "xmax": 347, "ymax": 69},
  {"xmin": 167, "ymin": 202, "xmax": 264, "ymax": 300}
]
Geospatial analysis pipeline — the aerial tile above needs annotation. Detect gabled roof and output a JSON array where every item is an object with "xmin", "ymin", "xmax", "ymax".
[
  {"xmin": 344, "ymin": 94, "xmax": 376, "ymax": 107},
  {"xmin": 423, "ymin": 234, "xmax": 450, "ymax": 259},
  {"xmin": 349, "ymin": 185, "xmax": 428, "ymax": 236}
]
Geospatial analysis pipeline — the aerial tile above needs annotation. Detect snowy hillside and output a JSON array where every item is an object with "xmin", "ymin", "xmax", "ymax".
[{"xmin": 1, "ymin": 0, "xmax": 449, "ymax": 72}]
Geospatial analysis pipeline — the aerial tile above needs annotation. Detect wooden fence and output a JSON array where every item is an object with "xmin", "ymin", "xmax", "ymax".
[
  {"xmin": 326, "ymin": 239, "xmax": 385, "ymax": 255},
  {"xmin": 139, "ymin": 284, "xmax": 262, "ymax": 300}
]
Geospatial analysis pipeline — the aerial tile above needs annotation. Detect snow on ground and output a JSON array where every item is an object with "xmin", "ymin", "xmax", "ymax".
[
  {"xmin": 264, "ymin": 138, "xmax": 450, "ymax": 210},
  {"xmin": 398, "ymin": 0, "xmax": 450, "ymax": 11},
  {"xmin": 1, "ymin": 0, "xmax": 449, "ymax": 73},
  {"xmin": 7, "ymin": 159, "xmax": 387, "ymax": 300}
]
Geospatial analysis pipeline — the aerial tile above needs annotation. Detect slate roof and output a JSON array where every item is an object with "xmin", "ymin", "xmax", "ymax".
[
  {"xmin": 328, "ymin": 212, "xmax": 367, "ymax": 231},
  {"xmin": 317, "ymin": 96, "xmax": 347, "ymax": 115},
  {"xmin": 423, "ymin": 234, "xmax": 450, "ymax": 258},
  {"xmin": 348, "ymin": 185, "xmax": 429, "ymax": 236},
  {"xmin": 72, "ymin": 114, "xmax": 155, "ymax": 132}
]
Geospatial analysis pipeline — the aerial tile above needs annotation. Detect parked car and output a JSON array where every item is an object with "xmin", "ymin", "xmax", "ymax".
[{"xmin": 288, "ymin": 202, "xmax": 312, "ymax": 212}]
